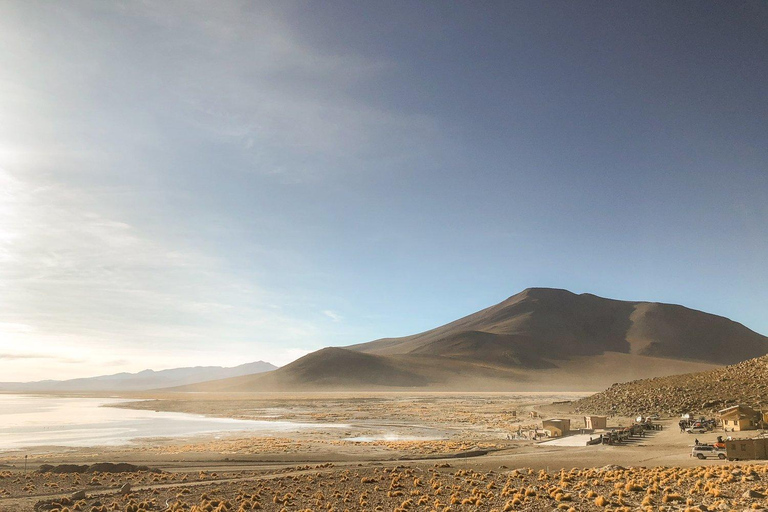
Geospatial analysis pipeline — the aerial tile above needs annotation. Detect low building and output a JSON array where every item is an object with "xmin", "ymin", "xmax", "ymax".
[
  {"xmin": 758, "ymin": 406, "xmax": 768, "ymax": 428},
  {"xmin": 719, "ymin": 405, "xmax": 758, "ymax": 432},
  {"xmin": 584, "ymin": 415, "xmax": 607, "ymax": 430},
  {"xmin": 542, "ymin": 418, "xmax": 571, "ymax": 437},
  {"xmin": 725, "ymin": 438, "xmax": 768, "ymax": 460}
]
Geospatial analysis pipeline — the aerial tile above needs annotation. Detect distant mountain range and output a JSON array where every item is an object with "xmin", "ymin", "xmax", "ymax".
[
  {"xmin": 0, "ymin": 361, "xmax": 276, "ymax": 392},
  {"xmin": 174, "ymin": 288, "xmax": 768, "ymax": 392}
]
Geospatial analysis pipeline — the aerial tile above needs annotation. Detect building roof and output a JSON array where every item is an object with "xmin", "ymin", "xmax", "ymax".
[{"xmin": 718, "ymin": 404, "xmax": 756, "ymax": 419}]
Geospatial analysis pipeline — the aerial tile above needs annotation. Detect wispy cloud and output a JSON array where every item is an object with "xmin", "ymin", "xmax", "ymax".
[
  {"xmin": 0, "ymin": 1, "xmax": 436, "ymax": 184},
  {"xmin": 0, "ymin": 353, "xmax": 51, "ymax": 361},
  {"xmin": 323, "ymin": 310, "xmax": 344, "ymax": 323},
  {"xmin": 0, "ymin": 353, "xmax": 84, "ymax": 364},
  {"xmin": 0, "ymin": 168, "xmax": 327, "ymax": 379}
]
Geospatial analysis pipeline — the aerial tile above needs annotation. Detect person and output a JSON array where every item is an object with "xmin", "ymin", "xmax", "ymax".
[{"xmin": 695, "ymin": 438, "xmax": 699, "ymax": 445}]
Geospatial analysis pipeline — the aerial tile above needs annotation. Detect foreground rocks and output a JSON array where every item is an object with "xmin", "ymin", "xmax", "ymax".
[{"xmin": 573, "ymin": 354, "xmax": 768, "ymax": 417}]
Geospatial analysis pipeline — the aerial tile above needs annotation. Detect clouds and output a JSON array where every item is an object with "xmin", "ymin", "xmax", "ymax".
[
  {"xmin": 0, "ymin": 1, "xmax": 436, "ymax": 185},
  {"xmin": 322, "ymin": 310, "xmax": 343, "ymax": 323},
  {"xmin": 0, "ymin": 1, "xmax": 412, "ymax": 380},
  {"xmin": 0, "ymin": 166, "xmax": 334, "ymax": 379},
  {"xmin": 0, "ymin": 353, "xmax": 84, "ymax": 364}
]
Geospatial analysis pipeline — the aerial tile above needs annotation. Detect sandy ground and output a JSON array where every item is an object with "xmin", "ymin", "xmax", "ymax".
[{"xmin": 1, "ymin": 392, "xmax": 766, "ymax": 511}]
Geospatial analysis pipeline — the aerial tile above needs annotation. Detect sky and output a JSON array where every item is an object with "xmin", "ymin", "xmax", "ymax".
[{"xmin": 1, "ymin": 1, "xmax": 767, "ymax": 381}]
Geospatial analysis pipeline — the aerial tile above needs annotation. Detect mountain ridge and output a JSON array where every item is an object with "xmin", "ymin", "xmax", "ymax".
[
  {"xmin": 347, "ymin": 288, "xmax": 766, "ymax": 365},
  {"xmin": 0, "ymin": 360, "xmax": 277, "ymax": 392}
]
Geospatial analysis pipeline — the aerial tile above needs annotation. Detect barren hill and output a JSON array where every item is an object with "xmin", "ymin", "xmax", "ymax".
[
  {"xmin": 176, "ymin": 288, "xmax": 768, "ymax": 392},
  {"xmin": 572, "ymin": 354, "xmax": 768, "ymax": 416}
]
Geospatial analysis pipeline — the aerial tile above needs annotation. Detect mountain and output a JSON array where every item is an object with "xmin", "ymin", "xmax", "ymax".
[
  {"xmin": 174, "ymin": 288, "xmax": 768, "ymax": 392},
  {"xmin": 572, "ymin": 354, "xmax": 768, "ymax": 416},
  {"xmin": 0, "ymin": 361, "xmax": 277, "ymax": 392},
  {"xmin": 348, "ymin": 288, "xmax": 767, "ymax": 365}
]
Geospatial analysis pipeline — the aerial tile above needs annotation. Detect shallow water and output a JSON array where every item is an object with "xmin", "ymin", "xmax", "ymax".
[{"xmin": 0, "ymin": 394, "xmax": 345, "ymax": 450}]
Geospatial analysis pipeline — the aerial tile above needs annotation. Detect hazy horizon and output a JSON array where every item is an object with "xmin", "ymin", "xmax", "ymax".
[{"xmin": 2, "ymin": 1, "xmax": 767, "ymax": 381}]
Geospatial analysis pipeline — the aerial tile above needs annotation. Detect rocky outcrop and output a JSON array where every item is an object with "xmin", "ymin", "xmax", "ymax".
[{"xmin": 573, "ymin": 355, "xmax": 768, "ymax": 416}]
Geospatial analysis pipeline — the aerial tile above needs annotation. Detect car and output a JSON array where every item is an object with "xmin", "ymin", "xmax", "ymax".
[
  {"xmin": 686, "ymin": 426, "xmax": 707, "ymax": 434},
  {"xmin": 647, "ymin": 414, "xmax": 660, "ymax": 420},
  {"xmin": 691, "ymin": 445, "xmax": 727, "ymax": 460}
]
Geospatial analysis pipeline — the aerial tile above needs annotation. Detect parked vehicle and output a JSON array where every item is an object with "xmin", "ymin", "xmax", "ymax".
[
  {"xmin": 691, "ymin": 445, "xmax": 726, "ymax": 460},
  {"xmin": 686, "ymin": 426, "xmax": 707, "ymax": 434}
]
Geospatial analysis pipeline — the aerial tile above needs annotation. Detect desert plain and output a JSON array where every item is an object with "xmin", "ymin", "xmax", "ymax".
[{"xmin": 3, "ymin": 392, "xmax": 768, "ymax": 512}]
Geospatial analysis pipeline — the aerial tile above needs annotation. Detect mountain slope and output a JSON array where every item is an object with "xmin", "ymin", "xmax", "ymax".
[
  {"xmin": 176, "ymin": 348, "xmax": 430, "ymax": 392},
  {"xmin": 176, "ymin": 349, "xmax": 718, "ymax": 393},
  {"xmin": 572, "ymin": 354, "xmax": 768, "ymax": 416},
  {"xmin": 176, "ymin": 288, "xmax": 767, "ymax": 392},
  {"xmin": 349, "ymin": 288, "xmax": 767, "ymax": 365},
  {"xmin": 0, "ymin": 361, "xmax": 277, "ymax": 392}
]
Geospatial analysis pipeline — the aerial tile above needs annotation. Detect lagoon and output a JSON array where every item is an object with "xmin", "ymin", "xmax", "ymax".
[{"xmin": 0, "ymin": 394, "xmax": 344, "ymax": 450}]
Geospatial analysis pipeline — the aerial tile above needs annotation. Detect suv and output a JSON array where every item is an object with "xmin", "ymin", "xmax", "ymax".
[
  {"xmin": 686, "ymin": 426, "xmax": 707, "ymax": 434},
  {"xmin": 691, "ymin": 445, "xmax": 726, "ymax": 460}
]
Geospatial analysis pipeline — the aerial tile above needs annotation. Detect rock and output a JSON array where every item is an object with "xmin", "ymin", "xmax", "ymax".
[
  {"xmin": 71, "ymin": 490, "xmax": 86, "ymax": 500},
  {"xmin": 742, "ymin": 489, "xmax": 764, "ymax": 498},
  {"xmin": 118, "ymin": 483, "xmax": 131, "ymax": 495},
  {"xmin": 573, "ymin": 354, "xmax": 768, "ymax": 416},
  {"xmin": 36, "ymin": 464, "xmax": 89, "ymax": 474},
  {"xmin": 86, "ymin": 462, "xmax": 159, "ymax": 473}
]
